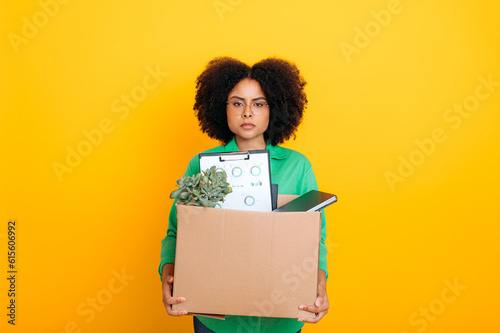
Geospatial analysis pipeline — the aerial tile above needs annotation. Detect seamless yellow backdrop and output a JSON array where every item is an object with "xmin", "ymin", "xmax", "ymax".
[{"xmin": 1, "ymin": 0, "xmax": 499, "ymax": 332}]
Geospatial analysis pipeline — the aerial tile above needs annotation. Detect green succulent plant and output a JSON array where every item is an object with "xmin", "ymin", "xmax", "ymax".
[{"xmin": 170, "ymin": 166, "xmax": 232, "ymax": 208}]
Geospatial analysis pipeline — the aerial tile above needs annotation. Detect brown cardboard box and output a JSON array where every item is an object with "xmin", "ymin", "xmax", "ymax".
[{"xmin": 172, "ymin": 195, "xmax": 321, "ymax": 319}]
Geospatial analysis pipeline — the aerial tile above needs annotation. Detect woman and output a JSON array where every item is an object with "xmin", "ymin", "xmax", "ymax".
[{"xmin": 160, "ymin": 57, "xmax": 329, "ymax": 333}]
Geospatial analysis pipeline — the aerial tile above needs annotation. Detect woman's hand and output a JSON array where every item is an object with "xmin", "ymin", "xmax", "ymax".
[
  {"xmin": 297, "ymin": 269, "xmax": 329, "ymax": 323},
  {"xmin": 162, "ymin": 264, "xmax": 189, "ymax": 316}
]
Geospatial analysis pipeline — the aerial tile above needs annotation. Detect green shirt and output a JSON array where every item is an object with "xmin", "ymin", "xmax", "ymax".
[{"xmin": 159, "ymin": 137, "xmax": 328, "ymax": 333}]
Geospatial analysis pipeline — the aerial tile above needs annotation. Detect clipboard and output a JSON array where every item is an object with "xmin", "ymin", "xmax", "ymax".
[{"xmin": 199, "ymin": 150, "xmax": 273, "ymax": 212}]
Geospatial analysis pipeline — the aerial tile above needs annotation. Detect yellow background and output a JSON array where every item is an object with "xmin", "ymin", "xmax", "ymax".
[{"xmin": 1, "ymin": 0, "xmax": 499, "ymax": 332}]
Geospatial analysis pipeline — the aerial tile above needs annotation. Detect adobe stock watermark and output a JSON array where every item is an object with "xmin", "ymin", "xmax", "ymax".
[
  {"xmin": 326, "ymin": 236, "xmax": 341, "ymax": 254},
  {"xmin": 236, "ymin": 255, "xmax": 318, "ymax": 333},
  {"xmin": 7, "ymin": 0, "xmax": 71, "ymax": 54},
  {"xmin": 51, "ymin": 64, "xmax": 168, "ymax": 182},
  {"xmin": 339, "ymin": 0, "xmax": 405, "ymax": 64},
  {"xmin": 399, "ymin": 277, "xmax": 467, "ymax": 333},
  {"xmin": 55, "ymin": 268, "xmax": 135, "ymax": 333},
  {"xmin": 213, "ymin": 0, "xmax": 243, "ymax": 21},
  {"xmin": 385, "ymin": 74, "xmax": 499, "ymax": 192}
]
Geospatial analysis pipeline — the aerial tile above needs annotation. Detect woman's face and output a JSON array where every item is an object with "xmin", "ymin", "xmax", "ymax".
[{"xmin": 226, "ymin": 78, "xmax": 270, "ymax": 150}]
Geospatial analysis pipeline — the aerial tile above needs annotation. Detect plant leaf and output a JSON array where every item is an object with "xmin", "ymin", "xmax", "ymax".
[{"xmin": 170, "ymin": 188, "xmax": 183, "ymax": 199}]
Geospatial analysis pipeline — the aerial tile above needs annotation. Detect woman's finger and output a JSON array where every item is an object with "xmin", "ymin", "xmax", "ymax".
[
  {"xmin": 298, "ymin": 301, "xmax": 328, "ymax": 313},
  {"xmin": 166, "ymin": 306, "xmax": 189, "ymax": 317},
  {"xmin": 298, "ymin": 310, "xmax": 327, "ymax": 323},
  {"xmin": 298, "ymin": 304, "xmax": 319, "ymax": 313},
  {"xmin": 166, "ymin": 296, "xmax": 186, "ymax": 305}
]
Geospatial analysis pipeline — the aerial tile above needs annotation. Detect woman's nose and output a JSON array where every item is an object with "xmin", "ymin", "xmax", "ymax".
[{"xmin": 242, "ymin": 104, "xmax": 253, "ymax": 117}]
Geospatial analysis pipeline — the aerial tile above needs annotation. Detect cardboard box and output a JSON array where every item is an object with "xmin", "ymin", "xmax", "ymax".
[{"xmin": 172, "ymin": 195, "xmax": 321, "ymax": 319}]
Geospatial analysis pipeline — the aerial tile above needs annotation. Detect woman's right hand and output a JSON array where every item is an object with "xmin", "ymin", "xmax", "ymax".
[{"xmin": 162, "ymin": 263, "xmax": 188, "ymax": 316}]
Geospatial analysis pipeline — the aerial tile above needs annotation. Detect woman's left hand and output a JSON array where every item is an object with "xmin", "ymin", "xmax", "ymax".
[{"xmin": 297, "ymin": 270, "xmax": 329, "ymax": 323}]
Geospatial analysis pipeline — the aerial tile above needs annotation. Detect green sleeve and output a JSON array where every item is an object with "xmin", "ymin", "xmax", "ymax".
[
  {"xmin": 302, "ymin": 166, "xmax": 329, "ymax": 281},
  {"xmin": 158, "ymin": 155, "xmax": 200, "ymax": 280}
]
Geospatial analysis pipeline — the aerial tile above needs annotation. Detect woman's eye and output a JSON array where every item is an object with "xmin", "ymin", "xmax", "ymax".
[
  {"xmin": 233, "ymin": 102, "xmax": 243, "ymax": 107},
  {"xmin": 254, "ymin": 101, "xmax": 268, "ymax": 108}
]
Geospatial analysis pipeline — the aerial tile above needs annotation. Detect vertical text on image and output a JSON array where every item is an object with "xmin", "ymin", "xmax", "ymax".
[{"xmin": 6, "ymin": 220, "xmax": 17, "ymax": 325}]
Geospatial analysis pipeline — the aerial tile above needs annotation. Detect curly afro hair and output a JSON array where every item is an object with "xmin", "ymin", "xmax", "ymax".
[{"xmin": 194, "ymin": 56, "xmax": 308, "ymax": 146}]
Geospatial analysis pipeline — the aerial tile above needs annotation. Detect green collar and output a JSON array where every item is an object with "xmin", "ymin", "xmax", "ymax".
[{"xmin": 224, "ymin": 137, "xmax": 287, "ymax": 160}]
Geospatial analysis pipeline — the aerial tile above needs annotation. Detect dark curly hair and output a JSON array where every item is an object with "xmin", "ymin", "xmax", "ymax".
[{"xmin": 194, "ymin": 56, "xmax": 308, "ymax": 146}]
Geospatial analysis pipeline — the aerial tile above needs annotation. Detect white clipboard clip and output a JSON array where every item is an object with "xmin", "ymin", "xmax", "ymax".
[{"xmin": 218, "ymin": 152, "xmax": 251, "ymax": 162}]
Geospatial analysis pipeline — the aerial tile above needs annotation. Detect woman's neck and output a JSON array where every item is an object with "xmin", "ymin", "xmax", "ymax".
[{"xmin": 235, "ymin": 136, "xmax": 267, "ymax": 151}]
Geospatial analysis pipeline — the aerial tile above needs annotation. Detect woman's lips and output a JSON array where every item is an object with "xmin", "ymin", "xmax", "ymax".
[{"xmin": 241, "ymin": 123, "xmax": 255, "ymax": 129}]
